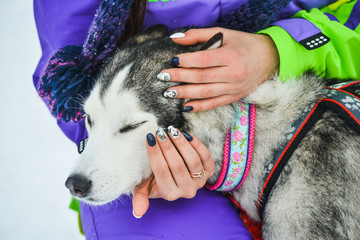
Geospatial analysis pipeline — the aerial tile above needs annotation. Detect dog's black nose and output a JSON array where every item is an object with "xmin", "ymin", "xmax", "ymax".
[{"xmin": 65, "ymin": 175, "xmax": 92, "ymax": 198}]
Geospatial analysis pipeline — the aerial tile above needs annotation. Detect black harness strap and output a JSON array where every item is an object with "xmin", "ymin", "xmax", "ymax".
[{"xmin": 257, "ymin": 81, "xmax": 360, "ymax": 220}]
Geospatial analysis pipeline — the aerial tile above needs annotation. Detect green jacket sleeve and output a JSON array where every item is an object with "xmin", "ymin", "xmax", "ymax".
[{"xmin": 259, "ymin": 0, "xmax": 360, "ymax": 81}]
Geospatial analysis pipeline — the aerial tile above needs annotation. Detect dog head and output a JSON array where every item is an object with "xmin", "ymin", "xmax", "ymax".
[{"xmin": 65, "ymin": 25, "xmax": 223, "ymax": 205}]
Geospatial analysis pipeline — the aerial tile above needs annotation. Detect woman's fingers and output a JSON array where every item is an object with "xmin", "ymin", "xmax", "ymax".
[
  {"xmin": 165, "ymin": 82, "xmax": 233, "ymax": 99},
  {"xmin": 186, "ymin": 133, "xmax": 215, "ymax": 177},
  {"xmin": 173, "ymin": 47, "xmax": 233, "ymax": 68},
  {"xmin": 167, "ymin": 127, "xmax": 207, "ymax": 191},
  {"xmin": 183, "ymin": 94, "xmax": 240, "ymax": 112},
  {"xmin": 171, "ymin": 28, "xmax": 225, "ymax": 45},
  {"xmin": 133, "ymin": 129, "xmax": 215, "ymax": 217},
  {"xmin": 132, "ymin": 177, "xmax": 152, "ymax": 218},
  {"xmin": 146, "ymin": 132, "xmax": 179, "ymax": 197},
  {"xmin": 145, "ymin": 128, "xmax": 213, "ymax": 200},
  {"xmin": 154, "ymin": 128, "xmax": 196, "ymax": 197},
  {"xmin": 159, "ymin": 66, "xmax": 230, "ymax": 84},
  {"xmin": 166, "ymin": 127, "xmax": 202, "ymax": 173}
]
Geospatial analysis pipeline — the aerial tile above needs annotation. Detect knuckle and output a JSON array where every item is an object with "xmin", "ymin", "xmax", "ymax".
[
  {"xmin": 155, "ymin": 165, "xmax": 169, "ymax": 177},
  {"xmin": 203, "ymin": 87, "xmax": 214, "ymax": 98},
  {"xmin": 164, "ymin": 193, "xmax": 179, "ymax": 201},
  {"xmin": 160, "ymin": 143, "xmax": 172, "ymax": 153},
  {"xmin": 224, "ymin": 49, "xmax": 238, "ymax": 62},
  {"xmin": 199, "ymin": 70, "xmax": 208, "ymax": 83},
  {"xmin": 232, "ymin": 65, "xmax": 246, "ymax": 80},
  {"xmin": 199, "ymin": 52, "xmax": 211, "ymax": 66},
  {"xmin": 183, "ymin": 187, "xmax": 197, "ymax": 199},
  {"xmin": 188, "ymin": 157, "xmax": 202, "ymax": 170},
  {"xmin": 234, "ymin": 70, "xmax": 246, "ymax": 81},
  {"xmin": 173, "ymin": 163, "xmax": 186, "ymax": 174},
  {"xmin": 232, "ymin": 84, "xmax": 243, "ymax": 95},
  {"xmin": 207, "ymin": 101, "xmax": 221, "ymax": 110}
]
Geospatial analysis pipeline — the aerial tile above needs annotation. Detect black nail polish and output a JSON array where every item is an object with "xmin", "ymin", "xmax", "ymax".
[
  {"xmin": 182, "ymin": 106, "xmax": 193, "ymax": 112},
  {"xmin": 171, "ymin": 57, "xmax": 179, "ymax": 66},
  {"xmin": 182, "ymin": 132, "xmax": 193, "ymax": 142},
  {"xmin": 146, "ymin": 133, "xmax": 156, "ymax": 146}
]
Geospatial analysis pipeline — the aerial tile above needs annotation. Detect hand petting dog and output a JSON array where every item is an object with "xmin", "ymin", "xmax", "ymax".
[
  {"xmin": 133, "ymin": 27, "xmax": 279, "ymax": 217},
  {"xmin": 159, "ymin": 27, "xmax": 280, "ymax": 112},
  {"xmin": 132, "ymin": 127, "xmax": 215, "ymax": 218}
]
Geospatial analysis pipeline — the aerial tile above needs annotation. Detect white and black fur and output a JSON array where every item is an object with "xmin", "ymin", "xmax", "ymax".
[{"xmin": 66, "ymin": 25, "xmax": 360, "ymax": 239}]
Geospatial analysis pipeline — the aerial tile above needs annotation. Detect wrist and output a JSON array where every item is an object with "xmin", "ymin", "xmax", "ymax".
[{"xmin": 257, "ymin": 34, "xmax": 280, "ymax": 82}]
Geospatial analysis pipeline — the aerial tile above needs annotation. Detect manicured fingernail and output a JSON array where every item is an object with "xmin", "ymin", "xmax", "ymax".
[
  {"xmin": 168, "ymin": 126, "xmax": 180, "ymax": 139},
  {"xmin": 157, "ymin": 72, "xmax": 171, "ymax": 81},
  {"xmin": 170, "ymin": 32, "xmax": 185, "ymax": 39},
  {"xmin": 182, "ymin": 106, "xmax": 193, "ymax": 112},
  {"xmin": 182, "ymin": 132, "xmax": 193, "ymax": 142},
  {"xmin": 133, "ymin": 210, "xmax": 143, "ymax": 219},
  {"xmin": 171, "ymin": 57, "xmax": 179, "ymax": 66},
  {"xmin": 146, "ymin": 133, "xmax": 156, "ymax": 146},
  {"xmin": 156, "ymin": 128, "xmax": 167, "ymax": 142},
  {"xmin": 163, "ymin": 89, "xmax": 178, "ymax": 98}
]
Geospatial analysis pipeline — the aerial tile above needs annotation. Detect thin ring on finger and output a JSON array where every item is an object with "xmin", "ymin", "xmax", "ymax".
[{"xmin": 190, "ymin": 168, "xmax": 205, "ymax": 178}]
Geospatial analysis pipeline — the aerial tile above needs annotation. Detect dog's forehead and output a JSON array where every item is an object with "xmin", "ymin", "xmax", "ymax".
[
  {"xmin": 100, "ymin": 63, "xmax": 133, "ymax": 99},
  {"xmin": 85, "ymin": 64, "xmax": 132, "ymax": 112}
]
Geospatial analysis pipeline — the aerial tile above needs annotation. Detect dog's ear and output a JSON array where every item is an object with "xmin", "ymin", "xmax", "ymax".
[
  {"xmin": 200, "ymin": 32, "xmax": 223, "ymax": 50},
  {"xmin": 132, "ymin": 24, "xmax": 169, "ymax": 43}
]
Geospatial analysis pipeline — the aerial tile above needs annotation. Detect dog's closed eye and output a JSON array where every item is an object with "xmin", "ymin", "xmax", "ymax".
[{"xmin": 119, "ymin": 121, "xmax": 147, "ymax": 134}]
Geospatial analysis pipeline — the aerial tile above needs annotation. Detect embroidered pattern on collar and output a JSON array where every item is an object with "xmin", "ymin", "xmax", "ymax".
[{"xmin": 206, "ymin": 101, "xmax": 256, "ymax": 192}]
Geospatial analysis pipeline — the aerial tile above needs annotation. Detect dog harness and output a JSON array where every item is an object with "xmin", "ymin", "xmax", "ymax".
[
  {"xmin": 257, "ymin": 80, "xmax": 360, "ymax": 220},
  {"xmin": 206, "ymin": 102, "xmax": 256, "ymax": 191},
  {"xmin": 207, "ymin": 80, "xmax": 360, "ymax": 240}
]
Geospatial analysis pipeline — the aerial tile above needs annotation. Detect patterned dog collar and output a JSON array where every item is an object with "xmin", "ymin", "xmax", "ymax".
[{"xmin": 206, "ymin": 102, "xmax": 256, "ymax": 192}]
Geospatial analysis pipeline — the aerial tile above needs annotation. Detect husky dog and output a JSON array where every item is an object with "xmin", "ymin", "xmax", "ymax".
[{"xmin": 65, "ymin": 25, "xmax": 360, "ymax": 239}]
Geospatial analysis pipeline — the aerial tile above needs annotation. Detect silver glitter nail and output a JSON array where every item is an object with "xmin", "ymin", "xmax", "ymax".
[
  {"xmin": 157, "ymin": 72, "xmax": 171, "ymax": 81},
  {"xmin": 156, "ymin": 128, "xmax": 167, "ymax": 142},
  {"xmin": 164, "ymin": 89, "xmax": 178, "ymax": 98},
  {"xmin": 168, "ymin": 126, "xmax": 180, "ymax": 139}
]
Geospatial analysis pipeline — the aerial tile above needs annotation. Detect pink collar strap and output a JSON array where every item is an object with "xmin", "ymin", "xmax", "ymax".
[{"xmin": 206, "ymin": 101, "xmax": 256, "ymax": 192}]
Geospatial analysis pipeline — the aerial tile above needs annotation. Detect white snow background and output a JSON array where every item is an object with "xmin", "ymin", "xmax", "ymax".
[{"xmin": 0, "ymin": 1, "xmax": 84, "ymax": 239}]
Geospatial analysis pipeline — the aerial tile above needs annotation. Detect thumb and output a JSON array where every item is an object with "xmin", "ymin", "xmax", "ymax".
[
  {"xmin": 132, "ymin": 177, "xmax": 152, "ymax": 218},
  {"xmin": 171, "ymin": 28, "xmax": 223, "ymax": 45}
]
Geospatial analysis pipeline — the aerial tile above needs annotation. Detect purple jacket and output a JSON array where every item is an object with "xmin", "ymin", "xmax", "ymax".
[{"xmin": 33, "ymin": 0, "xmax": 338, "ymax": 239}]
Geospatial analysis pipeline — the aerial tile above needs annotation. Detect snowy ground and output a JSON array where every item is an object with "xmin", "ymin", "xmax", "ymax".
[{"xmin": 0, "ymin": 1, "xmax": 83, "ymax": 239}]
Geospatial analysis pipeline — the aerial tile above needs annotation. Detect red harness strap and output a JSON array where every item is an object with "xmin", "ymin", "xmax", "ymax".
[
  {"xmin": 257, "ymin": 81, "xmax": 360, "ymax": 219},
  {"xmin": 224, "ymin": 192, "xmax": 263, "ymax": 240}
]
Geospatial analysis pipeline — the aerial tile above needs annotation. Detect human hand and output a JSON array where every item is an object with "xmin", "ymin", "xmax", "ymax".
[
  {"xmin": 159, "ymin": 27, "xmax": 280, "ymax": 112},
  {"xmin": 132, "ymin": 126, "xmax": 215, "ymax": 218}
]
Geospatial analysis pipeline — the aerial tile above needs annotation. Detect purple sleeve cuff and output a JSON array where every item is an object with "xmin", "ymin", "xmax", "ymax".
[
  {"xmin": 271, "ymin": 18, "xmax": 330, "ymax": 50},
  {"xmin": 271, "ymin": 18, "xmax": 321, "ymax": 42}
]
